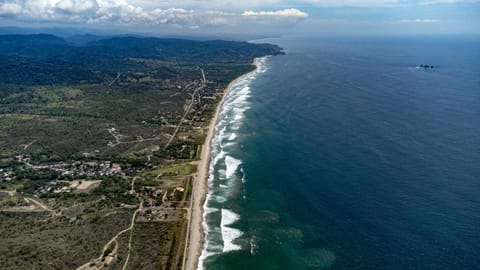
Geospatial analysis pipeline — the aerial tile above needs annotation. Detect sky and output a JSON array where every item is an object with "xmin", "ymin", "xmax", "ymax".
[{"xmin": 0, "ymin": 0, "xmax": 479, "ymax": 36}]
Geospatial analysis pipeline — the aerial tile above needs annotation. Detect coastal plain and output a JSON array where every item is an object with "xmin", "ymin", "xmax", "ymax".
[{"xmin": 0, "ymin": 34, "xmax": 282, "ymax": 270}]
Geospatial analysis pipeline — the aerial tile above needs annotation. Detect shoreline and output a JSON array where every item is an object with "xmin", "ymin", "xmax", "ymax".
[{"xmin": 183, "ymin": 59, "xmax": 262, "ymax": 270}]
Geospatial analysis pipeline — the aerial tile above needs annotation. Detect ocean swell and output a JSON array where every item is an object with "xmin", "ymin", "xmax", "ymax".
[{"xmin": 198, "ymin": 57, "xmax": 269, "ymax": 270}]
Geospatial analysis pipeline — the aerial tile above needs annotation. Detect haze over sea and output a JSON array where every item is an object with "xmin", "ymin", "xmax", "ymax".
[{"xmin": 199, "ymin": 36, "xmax": 480, "ymax": 270}]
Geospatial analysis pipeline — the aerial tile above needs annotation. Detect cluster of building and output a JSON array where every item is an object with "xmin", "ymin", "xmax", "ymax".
[
  {"xmin": 163, "ymin": 79, "xmax": 202, "ymax": 91},
  {"xmin": 0, "ymin": 168, "xmax": 13, "ymax": 182},
  {"xmin": 137, "ymin": 187, "xmax": 186, "ymax": 222},
  {"xmin": 138, "ymin": 184, "xmax": 186, "ymax": 207},
  {"xmin": 35, "ymin": 181, "xmax": 72, "ymax": 196},
  {"xmin": 16, "ymin": 155, "xmax": 125, "ymax": 178}
]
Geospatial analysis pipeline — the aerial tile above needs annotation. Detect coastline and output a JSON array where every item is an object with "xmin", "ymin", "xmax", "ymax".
[{"xmin": 183, "ymin": 59, "xmax": 262, "ymax": 270}]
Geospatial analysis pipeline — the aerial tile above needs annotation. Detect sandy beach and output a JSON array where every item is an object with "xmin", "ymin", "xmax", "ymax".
[{"xmin": 183, "ymin": 61, "xmax": 260, "ymax": 270}]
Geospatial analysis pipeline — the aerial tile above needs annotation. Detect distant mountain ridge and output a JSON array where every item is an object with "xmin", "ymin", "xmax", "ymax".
[
  {"xmin": 0, "ymin": 34, "xmax": 283, "ymax": 63},
  {"xmin": 0, "ymin": 33, "xmax": 283, "ymax": 85}
]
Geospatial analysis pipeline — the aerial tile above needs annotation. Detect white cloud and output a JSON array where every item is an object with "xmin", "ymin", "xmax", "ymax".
[
  {"xmin": 0, "ymin": 3, "xmax": 22, "ymax": 15},
  {"xmin": 296, "ymin": 0, "xmax": 406, "ymax": 7},
  {"xmin": 0, "ymin": 0, "xmax": 308, "ymax": 30},
  {"xmin": 126, "ymin": 0, "xmax": 283, "ymax": 10},
  {"xmin": 242, "ymin": 8, "xmax": 308, "ymax": 17},
  {"xmin": 55, "ymin": 0, "xmax": 99, "ymax": 14},
  {"xmin": 399, "ymin": 19, "xmax": 440, "ymax": 23},
  {"xmin": 126, "ymin": 0, "xmax": 408, "ymax": 9}
]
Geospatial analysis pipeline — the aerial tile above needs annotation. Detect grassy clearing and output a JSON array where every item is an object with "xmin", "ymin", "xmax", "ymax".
[{"xmin": 142, "ymin": 163, "xmax": 197, "ymax": 178}]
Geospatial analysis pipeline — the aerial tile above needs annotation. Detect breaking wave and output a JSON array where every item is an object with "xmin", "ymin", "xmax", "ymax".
[
  {"xmin": 221, "ymin": 209, "xmax": 243, "ymax": 252},
  {"xmin": 198, "ymin": 57, "xmax": 270, "ymax": 269}
]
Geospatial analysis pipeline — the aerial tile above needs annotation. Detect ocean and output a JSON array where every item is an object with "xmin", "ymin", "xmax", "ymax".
[{"xmin": 198, "ymin": 36, "xmax": 480, "ymax": 270}]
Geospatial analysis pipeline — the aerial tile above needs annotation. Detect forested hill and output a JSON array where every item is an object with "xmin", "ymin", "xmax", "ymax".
[
  {"xmin": 85, "ymin": 37, "xmax": 283, "ymax": 63},
  {"xmin": 0, "ymin": 34, "xmax": 283, "ymax": 85}
]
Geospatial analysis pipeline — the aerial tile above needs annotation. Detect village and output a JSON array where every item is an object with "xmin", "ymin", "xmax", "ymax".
[{"xmin": 13, "ymin": 154, "xmax": 127, "ymax": 178}]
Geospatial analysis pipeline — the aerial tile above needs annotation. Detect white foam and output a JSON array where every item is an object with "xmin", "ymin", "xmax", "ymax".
[
  {"xmin": 210, "ymin": 194, "xmax": 227, "ymax": 203},
  {"xmin": 228, "ymin": 133, "xmax": 238, "ymax": 141},
  {"xmin": 198, "ymin": 250, "xmax": 214, "ymax": 270},
  {"xmin": 198, "ymin": 56, "xmax": 270, "ymax": 270},
  {"xmin": 220, "ymin": 142, "xmax": 235, "ymax": 149},
  {"xmin": 233, "ymin": 113, "xmax": 244, "ymax": 121},
  {"xmin": 219, "ymin": 126, "xmax": 227, "ymax": 136},
  {"xmin": 213, "ymin": 150, "xmax": 226, "ymax": 166},
  {"xmin": 230, "ymin": 94, "xmax": 249, "ymax": 105},
  {"xmin": 232, "ymin": 107, "xmax": 246, "ymax": 115},
  {"xmin": 217, "ymin": 169, "xmax": 226, "ymax": 178},
  {"xmin": 241, "ymin": 167, "xmax": 247, "ymax": 200},
  {"xmin": 225, "ymin": 155, "xmax": 242, "ymax": 179},
  {"xmin": 221, "ymin": 208, "xmax": 240, "ymax": 227},
  {"xmin": 221, "ymin": 209, "xmax": 243, "ymax": 253},
  {"xmin": 205, "ymin": 207, "xmax": 220, "ymax": 214},
  {"xmin": 237, "ymin": 86, "xmax": 250, "ymax": 94}
]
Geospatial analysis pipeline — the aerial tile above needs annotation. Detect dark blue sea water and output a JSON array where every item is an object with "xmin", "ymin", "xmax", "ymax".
[{"xmin": 199, "ymin": 36, "xmax": 480, "ymax": 270}]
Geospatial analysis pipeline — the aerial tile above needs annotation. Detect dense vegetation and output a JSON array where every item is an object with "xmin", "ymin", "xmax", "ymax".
[
  {"xmin": 0, "ymin": 34, "xmax": 282, "ymax": 85},
  {"xmin": 122, "ymin": 222, "xmax": 184, "ymax": 270},
  {"xmin": 0, "ymin": 210, "xmax": 133, "ymax": 270}
]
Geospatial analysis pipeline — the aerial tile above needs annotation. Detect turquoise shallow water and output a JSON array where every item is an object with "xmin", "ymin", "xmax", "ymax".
[{"xmin": 200, "ymin": 36, "xmax": 480, "ymax": 270}]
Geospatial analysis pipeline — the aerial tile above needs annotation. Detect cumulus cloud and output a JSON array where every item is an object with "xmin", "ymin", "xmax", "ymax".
[
  {"xmin": 0, "ymin": 0, "xmax": 308, "ymax": 29},
  {"xmin": 399, "ymin": 19, "xmax": 440, "ymax": 23},
  {"xmin": 242, "ymin": 8, "xmax": 308, "ymax": 17},
  {"xmin": 0, "ymin": 3, "xmax": 22, "ymax": 15},
  {"xmin": 55, "ymin": 0, "xmax": 99, "ymax": 14},
  {"xmin": 128, "ymin": 0, "xmax": 283, "ymax": 10}
]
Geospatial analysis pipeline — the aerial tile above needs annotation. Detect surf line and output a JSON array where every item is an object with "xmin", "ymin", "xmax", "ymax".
[{"xmin": 196, "ymin": 57, "xmax": 269, "ymax": 270}]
